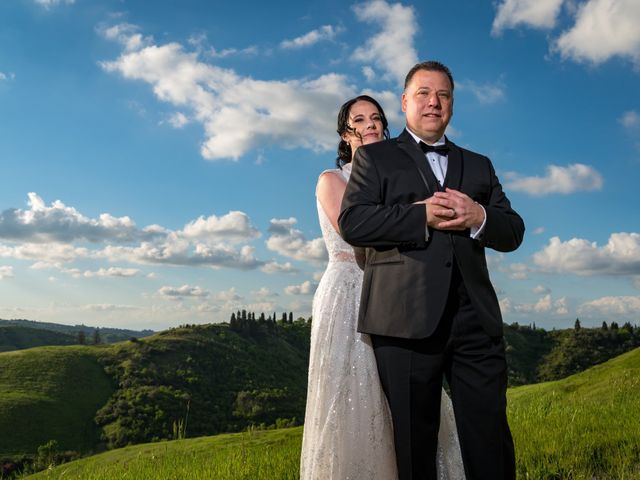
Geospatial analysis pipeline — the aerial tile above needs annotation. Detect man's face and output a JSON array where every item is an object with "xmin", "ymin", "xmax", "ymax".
[{"xmin": 402, "ymin": 69, "xmax": 453, "ymax": 143}]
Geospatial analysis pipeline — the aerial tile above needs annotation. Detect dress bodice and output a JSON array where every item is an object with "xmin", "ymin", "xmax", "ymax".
[{"xmin": 316, "ymin": 164, "xmax": 356, "ymax": 263}]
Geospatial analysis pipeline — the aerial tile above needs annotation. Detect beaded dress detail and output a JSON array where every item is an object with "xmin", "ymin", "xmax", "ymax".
[{"xmin": 300, "ymin": 164, "xmax": 466, "ymax": 480}]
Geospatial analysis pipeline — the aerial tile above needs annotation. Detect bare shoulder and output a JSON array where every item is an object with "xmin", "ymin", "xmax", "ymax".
[{"xmin": 316, "ymin": 169, "xmax": 347, "ymax": 196}]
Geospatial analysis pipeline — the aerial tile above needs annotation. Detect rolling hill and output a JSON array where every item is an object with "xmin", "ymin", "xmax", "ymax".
[
  {"xmin": 21, "ymin": 348, "xmax": 640, "ymax": 479},
  {"xmin": 0, "ymin": 320, "xmax": 310, "ymax": 459},
  {"xmin": 0, "ymin": 346, "xmax": 114, "ymax": 456}
]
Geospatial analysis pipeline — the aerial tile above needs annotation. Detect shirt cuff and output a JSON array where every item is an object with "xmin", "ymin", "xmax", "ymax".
[{"xmin": 470, "ymin": 204, "xmax": 487, "ymax": 240}]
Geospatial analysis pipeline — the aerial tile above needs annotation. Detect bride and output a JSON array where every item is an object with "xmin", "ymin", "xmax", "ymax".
[{"xmin": 300, "ymin": 95, "xmax": 465, "ymax": 479}]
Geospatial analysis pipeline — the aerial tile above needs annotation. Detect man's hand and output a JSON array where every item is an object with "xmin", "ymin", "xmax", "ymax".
[{"xmin": 415, "ymin": 188, "xmax": 485, "ymax": 231}]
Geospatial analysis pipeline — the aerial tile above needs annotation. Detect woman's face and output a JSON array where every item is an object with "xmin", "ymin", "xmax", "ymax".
[{"xmin": 342, "ymin": 100, "xmax": 384, "ymax": 155}]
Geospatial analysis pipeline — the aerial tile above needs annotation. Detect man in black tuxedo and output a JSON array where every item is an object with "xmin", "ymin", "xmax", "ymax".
[{"xmin": 339, "ymin": 61, "xmax": 524, "ymax": 479}]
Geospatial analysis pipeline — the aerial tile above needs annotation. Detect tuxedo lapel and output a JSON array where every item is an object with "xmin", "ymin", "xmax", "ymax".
[
  {"xmin": 397, "ymin": 129, "xmax": 439, "ymax": 195},
  {"xmin": 444, "ymin": 137, "xmax": 463, "ymax": 190}
]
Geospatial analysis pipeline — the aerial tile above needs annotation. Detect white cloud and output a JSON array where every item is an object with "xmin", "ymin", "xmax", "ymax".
[
  {"xmin": 158, "ymin": 284, "xmax": 210, "ymax": 299},
  {"xmin": 352, "ymin": 0, "xmax": 418, "ymax": 86},
  {"xmin": 34, "ymin": 0, "xmax": 75, "ymax": 8},
  {"xmin": 280, "ymin": 25, "xmax": 339, "ymax": 49},
  {"xmin": 99, "ymin": 25, "xmax": 362, "ymax": 160},
  {"xmin": 187, "ymin": 33, "xmax": 258, "ymax": 59},
  {"xmin": 82, "ymin": 303, "xmax": 139, "ymax": 312},
  {"xmin": 0, "ymin": 266, "xmax": 14, "ymax": 280},
  {"xmin": 212, "ymin": 287, "xmax": 243, "ymax": 302},
  {"xmin": 0, "ymin": 192, "xmax": 160, "ymax": 244},
  {"xmin": 100, "ymin": 241, "xmax": 263, "ymax": 270},
  {"xmin": 0, "ymin": 243, "xmax": 89, "ymax": 264},
  {"xmin": 252, "ymin": 287, "xmax": 279, "ymax": 299},
  {"xmin": 504, "ymin": 163, "xmax": 603, "ymax": 196},
  {"xmin": 208, "ymin": 46, "xmax": 258, "ymax": 58},
  {"xmin": 362, "ymin": 66, "xmax": 376, "ymax": 82},
  {"xmin": 620, "ymin": 110, "xmax": 640, "ymax": 129},
  {"xmin": 0, "ymin": 72, "xmax": 15, "ymax": 82},
  {"xmin": 533, "ymin": 227, "xmax": 546, "ymax": 235},
  {"xmin": 168, "ymin": 112, "xmax": 189, "ymax": 128},
  {"xmin": 533, "ymin": 284, "xmax": 551, "ymax": 294},
  {"xmin": 265, "ymin": 217, "xmax": 327, "ymax": 263},
  {"xmin": 554, "ymin": 0, "xmax": 640, "ymax": 66},
  {"xmin": 96, "ymin": 23, "xmax": 152, "ymax": 52},
  {"xmin": 457, "ymin": 79, "xmax": 506, "ymax": 104},
  {"xmin": 284, "ymin": 280, "xmax": 317, "ymax": 295},
  {"xmin": 533, "ymin": 232, "xmax": 640, "ymax": 276},
  {"xmin": 506, "ymin": 262, "xmax": 530, "ymax": 280},
  {"xmin": 578, "ymin": 295, "xmax": 640, "ymax": 317},
  {"xmin": 82, "ymin": 267, "xmax": 140, "ymax": 278},
  {"xmin": 180, "ymin": 211, "xmax": 260, "ymax": 243},
  {"xmin": 0, "ymin": 193, "xmax": 266, "ymax": 271},
  {"xmin": 260, "ymin": 261, "xmax": 299, "ymax": 274},
  {"xmin": 501, "ymin": 294, "xmax": 569, "ymax": 315},
  {"xmin": 492, "ymin": 0, "xmax": 564, "ymax": 35}
]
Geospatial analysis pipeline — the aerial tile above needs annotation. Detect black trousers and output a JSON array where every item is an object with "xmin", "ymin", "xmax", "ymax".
[{"xmin": 371, "ymin": 265, "xmax": 515, "ymax": 480}]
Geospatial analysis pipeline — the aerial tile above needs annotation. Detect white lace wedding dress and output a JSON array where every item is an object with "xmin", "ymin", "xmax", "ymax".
[{"xmin": 300, "ymin": 164, "xmax": 466, "ymax": 480}]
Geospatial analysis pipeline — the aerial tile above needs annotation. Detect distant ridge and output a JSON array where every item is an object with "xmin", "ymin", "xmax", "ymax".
[
  {"xmin": 0, "ymin": 319, "xmax": 154, "ymax": 344},
  {"xmin": 0, "ymin": 325, "xmax": 76, "ymax": 352}
]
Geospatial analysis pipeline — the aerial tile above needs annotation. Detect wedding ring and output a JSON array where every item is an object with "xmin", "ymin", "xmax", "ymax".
[{"xmin": 451, "ymin": 209, "xmax": 457, "ymax": 219}]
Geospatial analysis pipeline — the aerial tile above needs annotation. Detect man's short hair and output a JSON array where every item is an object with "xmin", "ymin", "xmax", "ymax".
[{"xmin": 404, "ymin": 61, "xmax": 454, "ymax": 92}]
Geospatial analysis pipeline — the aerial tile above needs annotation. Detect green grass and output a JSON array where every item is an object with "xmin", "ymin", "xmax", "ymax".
[
  {"xmin": 22, "ymin": 348, "xmax": 640, "ymax": 480},
  {"xmin": 25, "ymin": 427, "xmax": 302, "ymax": 480},
  {"xmin": 508, "ymin": 347, "xmax": 640, "ymax": 479},
  {"xmin": 0, "ymin": 346, "xmax": 115, "ymax": 456}
]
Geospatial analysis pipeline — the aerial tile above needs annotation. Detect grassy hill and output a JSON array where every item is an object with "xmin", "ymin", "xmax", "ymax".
[
  {"xmin": 508, "ymin": 347, "xmax": 640, "ymax": 479},
  {"xmin": 20, "ymin": 348, "xmax": 640, "ymax": 479},
  {"xmin": 0, "ymin": 326, "xmax": 76, "ymax": 353},
  {"xmin": 0, "ymin": 346, "xmax": 114, "ymax": 456},
  {"xmin": 0, "ymin": 320, "xmax": 309, "ymax": 460},
  {"xmin": 25, "ymin": 427, "xmax": 302, "ymax": 480}
]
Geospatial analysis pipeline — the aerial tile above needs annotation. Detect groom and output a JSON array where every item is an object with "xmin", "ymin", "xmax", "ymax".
[{"xmin": 339, "ymin": 61, "xmax": 524, "ymax": 479}]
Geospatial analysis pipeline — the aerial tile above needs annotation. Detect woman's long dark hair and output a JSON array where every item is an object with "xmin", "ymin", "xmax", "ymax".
[{"xmin": 336, "ymin": 95, "xmax": 390, "ymax": 168}]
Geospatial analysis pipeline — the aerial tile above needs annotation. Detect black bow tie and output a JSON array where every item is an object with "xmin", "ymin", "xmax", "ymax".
[{"xmin": 420, "ymin": 142, "xmax": 449, "ymax": 155}]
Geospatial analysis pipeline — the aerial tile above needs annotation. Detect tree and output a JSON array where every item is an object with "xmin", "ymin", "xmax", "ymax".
[
  {"xmin": 611, "ymin": 321, "xmax": 619, "ymax": 330},
  {"xmin": 574, "ymin": 318, "xmax": 581, "ymax": 330},
  {"xmin": 77, "ymin": 331, "xmax": 86, "ymax": 345},
  {"xmin": 93, "ymin": 328, "xmax": 101, "ymax": 345},
  {"xmin": 601, "ymin": 321, "xmax": 608, "ymax": 331},
  {"xmin": 288, "ymin": 312, "xmax": 293, "ymax": 323}
]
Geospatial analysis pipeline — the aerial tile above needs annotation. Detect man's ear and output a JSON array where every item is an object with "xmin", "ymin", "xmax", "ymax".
[{"xmin": 401, "ymin": 93, "xmax": 407, "ymax": 113}]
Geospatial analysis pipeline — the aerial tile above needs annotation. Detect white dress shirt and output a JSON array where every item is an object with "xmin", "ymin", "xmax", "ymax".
[{"xmin": 405, "ymin": 127, "xmax": 486, "ymax": 240}]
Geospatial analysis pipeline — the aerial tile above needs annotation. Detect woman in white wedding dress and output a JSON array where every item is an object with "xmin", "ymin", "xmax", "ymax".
[{"xmin": 300, "ymin": 95, "xmax": 466, "ymax": 480}]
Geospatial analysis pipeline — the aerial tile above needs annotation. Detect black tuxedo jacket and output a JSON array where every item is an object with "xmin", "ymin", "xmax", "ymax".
[{"xmin": 338, "ymin": 129, "xmax": 525, "ymax": 338}]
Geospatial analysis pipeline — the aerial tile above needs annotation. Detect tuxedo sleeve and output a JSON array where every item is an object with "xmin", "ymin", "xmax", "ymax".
[
  {"xmin": 338, "ymin": 146, "xmax": 427, "ymax": 248},
  {"xmin": 478, "ymin": 160, "xmax": 525, "ymax": 253}
]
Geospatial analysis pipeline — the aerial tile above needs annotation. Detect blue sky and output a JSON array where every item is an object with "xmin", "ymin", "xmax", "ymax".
[{"xmin": 1, "ymin": 0, "xmax": 639, "ymax": 331}]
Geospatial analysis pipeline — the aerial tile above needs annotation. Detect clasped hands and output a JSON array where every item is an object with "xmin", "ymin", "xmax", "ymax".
[{"xmin": 414, "ymin": 188, "xmax": 484, "ymax": 231}]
